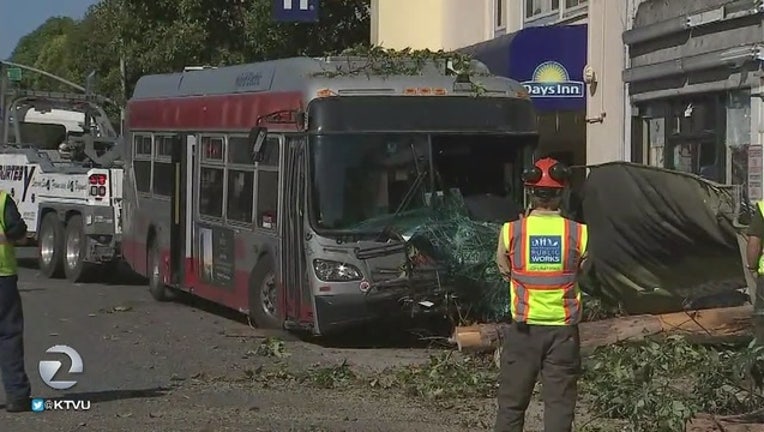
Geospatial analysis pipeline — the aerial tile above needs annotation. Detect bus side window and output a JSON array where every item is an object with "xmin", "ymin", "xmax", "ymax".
[
  {"xmin": 153, "ymin": 135, "xmax": 174, "ymax": 196},
  {"xmin": 134, "ymin": 134, "xmax": 152, "ymax": 193},
  {"xmin": 199, "ymin": 136, "xmax": 225, "ymax": 219},
  {"xmin": 226, "ymin": 169, "xmax": 254, "ymax": 223},
  {"xmin": 257, "ymin": 137, "xmax": 280, "ymax": 230}
]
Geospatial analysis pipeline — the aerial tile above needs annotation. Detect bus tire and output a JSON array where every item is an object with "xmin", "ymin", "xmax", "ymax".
[
  {"xmin": 63, "ymin": 215, "xmax": 95, "ymax": 282},
  {"xmin": 38, "ymin": 212, "xmax": 64, "ymax": 279},
  {"xmin": 147, "ymin": 240, "xmax": 175, "ymax": 302},
  {"xmin": 249, "ymin": 256, "xmax": 282, "ymax": 329}
]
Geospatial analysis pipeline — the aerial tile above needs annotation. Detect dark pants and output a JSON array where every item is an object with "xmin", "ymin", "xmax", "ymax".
[
  {"xmin": 0, "ymin": 275, "xmax": 31, "ymax": 401},
  {"xmin": 494, "ymin": 323, "xmax": 581, "ymax": 432}
]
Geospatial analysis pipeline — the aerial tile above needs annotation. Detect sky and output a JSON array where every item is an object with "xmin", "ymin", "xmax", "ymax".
[{"xmin": 0, "ymin": 0, "xmax": 99, "ymax": 60}]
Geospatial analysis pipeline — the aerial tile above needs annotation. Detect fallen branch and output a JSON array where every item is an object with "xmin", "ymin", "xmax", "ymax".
[
  {"xmin": 688, "ymin": 411, "xmax": 764, "ymax": 431},
  {"xmin": 450, "ymin": 305, "xmax": 753, "ymax": 353}
]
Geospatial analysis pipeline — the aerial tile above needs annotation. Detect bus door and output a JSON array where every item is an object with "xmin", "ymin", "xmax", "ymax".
[
  {"xmin": 170, "ymin": 134, "xmax": 194, "ymax": 284},
  {"xmin": 280, "ymin": 137, "xmax": 312, "ymax": 327}
]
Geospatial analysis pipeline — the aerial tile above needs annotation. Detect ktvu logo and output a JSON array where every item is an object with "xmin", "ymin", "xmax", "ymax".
[
  {"xmin": 39, "ymin": 345, "xmax": 83, "ymax": 390},
  {"xmin": 33, "ymin": 345, "xmax": 90, "ymax": 413}
]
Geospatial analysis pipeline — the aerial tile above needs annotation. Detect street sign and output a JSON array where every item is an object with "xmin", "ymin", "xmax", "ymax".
[
  {"xmin": 272, "ymin": 0, "xmax": 319, "ymax": 22},
  {"xmin": 6, "ymin": 67, "xmax": 22, "ymax": 81}
]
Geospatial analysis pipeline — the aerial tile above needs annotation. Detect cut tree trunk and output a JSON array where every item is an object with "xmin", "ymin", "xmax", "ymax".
[
  {"xmin": 688, "ymin": 410, "xmax": 764, "ymax": 431},
  {"xmin": 451, "ymin": 305, "xmax": 754, "ymax": 353}
]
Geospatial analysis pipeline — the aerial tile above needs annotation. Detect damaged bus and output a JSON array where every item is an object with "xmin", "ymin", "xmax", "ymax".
[{"xmin": 122, "ymin": 55, "xmax": 538, "ymax": 335}]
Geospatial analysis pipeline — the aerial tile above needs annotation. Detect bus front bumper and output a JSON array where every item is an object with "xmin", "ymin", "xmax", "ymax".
[{"xmin": 314, "ymin": 281, "xmax": 447, "ymax": 335}]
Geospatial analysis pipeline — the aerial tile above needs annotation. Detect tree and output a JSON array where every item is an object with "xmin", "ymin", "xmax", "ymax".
[
  {"xmin": 8, "ymin": 0, "xmax": 371, "ymax": 104},
  {"xmin": 9, "ymin": 17, "xmax": 80, "ymax": 90}
]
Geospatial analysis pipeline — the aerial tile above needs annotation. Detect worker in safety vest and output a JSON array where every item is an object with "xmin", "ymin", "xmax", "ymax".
[
  {"xmin": 744, "ymin": 201, "xmax": 764, "ymax": 345},
  {"xmin": 493, "ymin": 157, "xmax": 588, "ymax": 432},
  {"xmin": 0, "ymin": 189, "xmax": 31, "ymax": 412}
]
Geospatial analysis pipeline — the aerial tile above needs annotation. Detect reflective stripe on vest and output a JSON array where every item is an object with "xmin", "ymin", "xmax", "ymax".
[
  {"xmin": 503, "ymin": 214, "xmax": 587, "ymax": 325},
  {"xmin": 0, "ymin": 191, "xmax": 17, "ymax": 276}
]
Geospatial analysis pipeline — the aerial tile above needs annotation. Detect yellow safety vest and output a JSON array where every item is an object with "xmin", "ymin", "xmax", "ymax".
[
  {"xmin": 501, "ymin": 213, "xmax": 588, "ymax": 325},
  {"xmin": 0, "ymin": 191, "xmax": 18, "ymax": 276}
]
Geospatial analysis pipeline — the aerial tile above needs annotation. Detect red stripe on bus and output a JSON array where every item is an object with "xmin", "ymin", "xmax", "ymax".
[
  {"xmin": 126, "ymin": 91, "xmax": 304, "ymax": 130},
  {"xmin": 121, "ymin": 239, "xmax": 313, "ymax": 326}
]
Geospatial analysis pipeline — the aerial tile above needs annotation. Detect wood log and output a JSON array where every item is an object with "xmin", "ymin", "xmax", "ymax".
[
  {"xmin": 450, "ymin": 305, "xmax": 754, "ymax": 353},
  {"xmin": 688, "ymin": 410, "xmax": 764, "ymax": 431}
]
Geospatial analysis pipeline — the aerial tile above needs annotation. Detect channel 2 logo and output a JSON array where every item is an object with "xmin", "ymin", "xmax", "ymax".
[
  {"xmin": 38, "ymin": 345, "xmax": 84, "ymax": 390},
  {"xmin": 33, "ymin": 345, "xmax": 90, "ymax": 413}
]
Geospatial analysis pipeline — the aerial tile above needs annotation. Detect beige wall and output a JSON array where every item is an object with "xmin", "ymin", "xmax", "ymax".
[
  {"xmin": 585, "ymin": 0, "xmax": 629, "ymax": 164},
  {"xmin": 371, "ymin": 0, "xmax": 632, "ymax": 166},
  {"xmin": 370, "ymin": 0, "xmax": 491, "ymax": 50}
]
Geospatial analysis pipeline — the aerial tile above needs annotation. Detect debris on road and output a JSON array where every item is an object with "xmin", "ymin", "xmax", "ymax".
[{"xmin": 451, "ymin": 305, "xmax": 754, "ymax": 353}]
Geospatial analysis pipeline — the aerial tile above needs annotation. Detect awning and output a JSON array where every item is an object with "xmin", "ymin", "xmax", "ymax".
[{"xmin": 459, "ymin": 25, "xmax": 588, "ymax": 112}]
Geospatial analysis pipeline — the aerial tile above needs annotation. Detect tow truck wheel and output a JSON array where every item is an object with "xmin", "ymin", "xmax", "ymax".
[
  {"xmin": 148, "ymin": 241, "xmax": 175, "ymax": 302},
  {"xmin": 63, "ymin": 215, "xmax": 95, "ymax": 282},
  {"xmin": 38, "ymin": 212, "xmax": 64, "ymax": 278},
  {"xmin": 248, "ymin": 256, "xmax": 282, "ymax": 329}
]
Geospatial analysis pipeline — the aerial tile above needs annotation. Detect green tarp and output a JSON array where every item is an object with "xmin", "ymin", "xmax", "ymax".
[{"xmin": 408, "ymin": 162, "xmax": 750, "ymax": 321}]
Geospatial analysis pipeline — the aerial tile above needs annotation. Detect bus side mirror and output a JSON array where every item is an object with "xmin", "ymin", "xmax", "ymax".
[{"xmin": 249, "ymin": 126, "xmax": 268, "ymax": 163}]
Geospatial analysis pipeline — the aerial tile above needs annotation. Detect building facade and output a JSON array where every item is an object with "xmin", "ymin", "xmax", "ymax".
[
  {"xmin": 371, "ymin": 0, "xmax": 761, "ymax": 203},
  {"xmin": 370, "ymin": 0, "xmax": 621, "ymax": 173},
  {"xmin": 624, "ymin": 0, "xmax": 762, "ymax": 203}
]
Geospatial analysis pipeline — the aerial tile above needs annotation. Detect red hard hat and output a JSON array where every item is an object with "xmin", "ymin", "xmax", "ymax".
[{"xmin": 522, "ymin": 157, "xmax": 569, "ymax": 189}]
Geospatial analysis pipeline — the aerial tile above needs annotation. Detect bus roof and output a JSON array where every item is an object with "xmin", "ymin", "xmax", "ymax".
[
  {"xmin": 129, "ymin": 56, "xmax": 527, "ymax": 101},
  {"xmin": 126, "ymin": 56, "xmax": 533, "ymax": 133}
]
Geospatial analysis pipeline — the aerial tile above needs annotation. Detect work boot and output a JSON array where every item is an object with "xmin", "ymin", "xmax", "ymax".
[{"xmin": 5, "ymin": 398, "xmax": 30, "ymax": 412}]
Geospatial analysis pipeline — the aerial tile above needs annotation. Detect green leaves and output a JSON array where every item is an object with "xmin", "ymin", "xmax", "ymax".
[
  {"xmin": 581, "ymin": 337, "xmax": 764, "ymax": 432},
  {"xmin": 9, "ymin": 0, "xmax": 371, "ymax": 105}
]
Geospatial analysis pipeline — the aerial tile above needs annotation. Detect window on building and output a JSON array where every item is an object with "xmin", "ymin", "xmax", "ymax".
[
  {"xmin": 495, "ymin": 0, "xmax": 505, "ymax": 28},
  {"xmin": 565, "ymin": 0, "xmax": 586, "ymax": 8},
  {"xmin": 525, "ymin": 0, "xmax": 560, "ymax": 19}
]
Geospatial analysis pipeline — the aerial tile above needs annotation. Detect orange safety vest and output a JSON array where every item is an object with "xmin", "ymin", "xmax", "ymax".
[{"xmin": 501, "ymin": 213, "xmax": 588, "ymax": 326}]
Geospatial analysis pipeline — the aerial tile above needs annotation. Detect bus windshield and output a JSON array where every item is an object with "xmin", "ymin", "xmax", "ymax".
[
  {"xmin": 309, "ymin": 133, "xmax": 533, "ymax": 233},
  {"xmin": 309, "ymin": 134, "xmax": 431, "ymax": 231}
]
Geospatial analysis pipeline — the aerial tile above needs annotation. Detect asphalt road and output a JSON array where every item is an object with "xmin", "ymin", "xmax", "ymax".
[{"xmin": 0, "ymin": 251, "xmax": 498, "ymax": 432}]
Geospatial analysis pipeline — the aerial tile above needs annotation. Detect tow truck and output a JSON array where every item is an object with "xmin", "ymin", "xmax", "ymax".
[{"xmin": 0, "ymin": 61, "xmax": 124, "ymax": 281}]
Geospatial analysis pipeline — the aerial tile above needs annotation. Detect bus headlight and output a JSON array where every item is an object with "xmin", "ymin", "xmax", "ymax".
[{"xmin": 312, "ymin": 259, "xmax": 362, "ymax": 282}]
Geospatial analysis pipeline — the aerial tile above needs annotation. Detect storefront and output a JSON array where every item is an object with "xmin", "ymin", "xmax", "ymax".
[
  {"xmin": 460, "ymin": 25, "xmax": 588, "ymax": 177},
  {"xmin": 623, "ymin": 0, "xmax": 762, "ymax": 201}
]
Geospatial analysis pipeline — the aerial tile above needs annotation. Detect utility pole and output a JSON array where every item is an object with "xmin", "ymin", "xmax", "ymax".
[{"xmin": 118, "ymin": 0, "xmax": 127, "ymax": 134}]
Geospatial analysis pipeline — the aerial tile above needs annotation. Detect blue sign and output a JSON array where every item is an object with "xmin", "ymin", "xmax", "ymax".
[
  {"xmin": 509, "ymin": 25, "xmax": 587, "ymax": 111},
  {"xmin": 529, "ymin": 235, "xmax": 562, "ymax": 264},
  {"xmin": 272, "ymin": 0, "xmax": 319, "ymax": 22}
]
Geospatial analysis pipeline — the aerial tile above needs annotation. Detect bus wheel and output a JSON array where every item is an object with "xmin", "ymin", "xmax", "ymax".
[
  {"xmin": 38, "ymin": 212, "xmax": 64, "ymax": 278},
  {"xmin": 63, "ymin": 215, "xmax": 95, "ymax": 282},
  {"xmin": 148, "ymin": 241, "xmax": 175, "ymax": 301},
  {"xmin": 249, "ymin": 257, "xmax": 281, "ymax": 329}
]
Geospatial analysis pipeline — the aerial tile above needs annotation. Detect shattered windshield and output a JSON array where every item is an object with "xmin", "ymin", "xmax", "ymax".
[
  {"xmin": 309, "ymin": 134, "xmax": 431, "ymax": 231},
  {"xmin": 309, "ymin": 133, "xmax": 533, "ymax": 231}
]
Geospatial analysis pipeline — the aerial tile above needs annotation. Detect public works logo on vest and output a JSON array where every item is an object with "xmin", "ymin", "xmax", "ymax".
[
  {"xmin": 529, "ymin": 235, "xmax": 562, "ymax": 264},
  {"xmin": 521, "ymin": 61, "xmax": 584, "ymax": 99}
]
